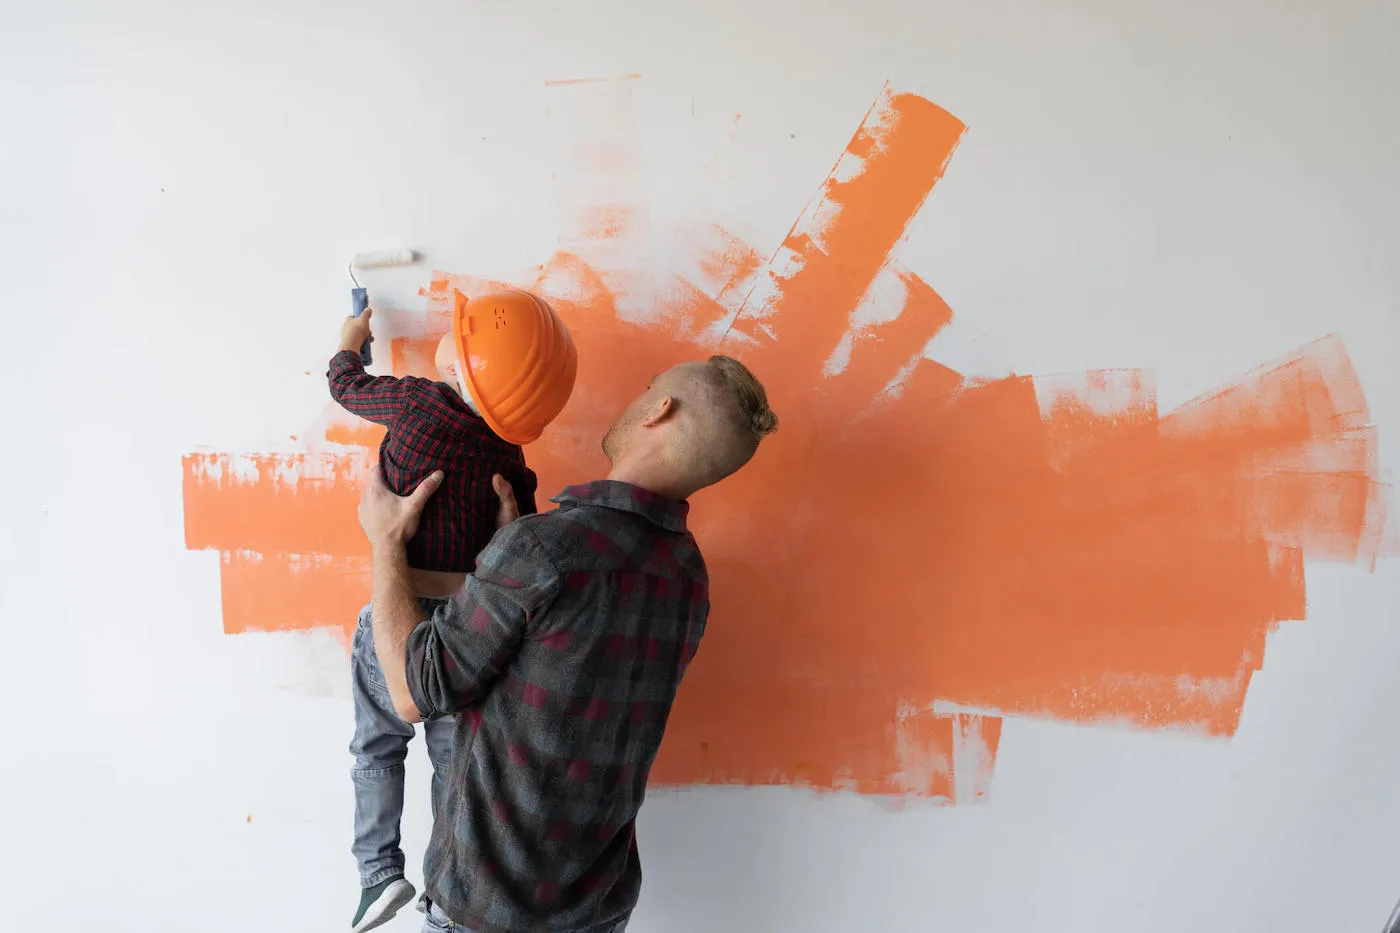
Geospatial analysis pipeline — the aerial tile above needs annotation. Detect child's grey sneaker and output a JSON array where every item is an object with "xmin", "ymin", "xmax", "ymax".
[{"xmin": 352, "ymin": 876, "xmax": 416, "ymax": 932}]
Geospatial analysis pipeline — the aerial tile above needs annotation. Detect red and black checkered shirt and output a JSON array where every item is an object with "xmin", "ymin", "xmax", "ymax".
[
  {"xmin": 406, "ymin": 481, "xmax": 709, "ymax": 933},
  {"xmin": 328, "ymin": 350, "xmax": 538, "ymax": 573}
]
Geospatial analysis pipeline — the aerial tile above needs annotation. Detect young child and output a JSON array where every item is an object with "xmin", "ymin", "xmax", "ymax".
[{"xmin": 328, "ymin": 289, "xmax": 578, "ymax": 932}]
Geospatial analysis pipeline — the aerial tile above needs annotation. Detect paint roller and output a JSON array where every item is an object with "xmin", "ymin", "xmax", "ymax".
[{"xmin": 347, "ymin": 249, "xmax": 423, "ymax": 366}]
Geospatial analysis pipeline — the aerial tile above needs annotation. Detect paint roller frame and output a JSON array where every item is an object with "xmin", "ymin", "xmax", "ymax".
[{"xmin": 347, "ymin": 249, "xmax": 424, "ymax": 366}]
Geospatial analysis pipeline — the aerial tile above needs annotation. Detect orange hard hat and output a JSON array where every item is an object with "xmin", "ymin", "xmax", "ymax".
[{"xmin": 450, "ymin": 288, "xmax": 578, "ymax": 445}]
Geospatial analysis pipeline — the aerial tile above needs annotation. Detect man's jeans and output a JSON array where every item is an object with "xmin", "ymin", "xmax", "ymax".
[
  {"xmin": 422, "ymin": 902, "xmax": 628, "ymax": 933},
  {"xmin": 350, "ymin": 599, "xmax": 453, "ymax": 888}
]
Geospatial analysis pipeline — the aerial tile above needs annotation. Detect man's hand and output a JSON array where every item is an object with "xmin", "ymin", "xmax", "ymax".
[
  {"xmin": 359, "ymin": 467, "xmax": 444, "ymax": 549},
  {"xmin": 492, "ymin": 474, "xmax": 520, "ymax": 528},
  {"xmin": 339, "ymin": 309, "xmax": 373, "ymax": 354}
]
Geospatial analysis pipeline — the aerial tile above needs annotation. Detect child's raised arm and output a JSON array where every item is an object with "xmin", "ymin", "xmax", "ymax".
[{"xmin": 328, "ymin": 309, "xmax": 406, "ymax": 425}]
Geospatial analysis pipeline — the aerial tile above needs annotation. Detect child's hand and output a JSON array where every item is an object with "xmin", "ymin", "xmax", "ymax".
[{"xmin": 339, "ymin": 308, "xmax": 373, "ymax": 353}]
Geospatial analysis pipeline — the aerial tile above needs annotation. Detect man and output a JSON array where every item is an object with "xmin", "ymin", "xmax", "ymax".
[{"xmin": 357, "ymin": 356, "xmax": 778, "ymax": 933}]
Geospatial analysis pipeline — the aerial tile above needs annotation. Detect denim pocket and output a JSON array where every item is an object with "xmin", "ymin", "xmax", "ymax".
[
  {"xmin": 423, "ymin": 903, "xmax": 458, "ymax": 932},
  {"xmin": 351, "ymin": 607, "xmax": 389, "ymax": 691},
  {"xmin": 352, "ymin": 604, "xmax": 373, "ymax": 646}
]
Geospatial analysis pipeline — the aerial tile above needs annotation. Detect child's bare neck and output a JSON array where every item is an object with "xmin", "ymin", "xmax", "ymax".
[{"xmin": 410, "ymin": 568, "xmax": 468, "ymax": 599}]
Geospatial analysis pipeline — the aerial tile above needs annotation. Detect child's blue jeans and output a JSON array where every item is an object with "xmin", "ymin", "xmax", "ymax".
[{"xmin": 349, "ymin": 599, "xmax": 453, "ymax": 887}]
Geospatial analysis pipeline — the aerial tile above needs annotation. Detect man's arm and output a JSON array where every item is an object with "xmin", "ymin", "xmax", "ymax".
[
  {"xmin": 404, "ymin": 521, "xmax": 560, "ymax": 720},
  {"xmin": 359, "ymin": 468, "xmax": 532, "ymax": 723},
  {"xmin": 369, "ymin": 543, "xmax": 430, "ymax": 722},
  {"xmin": 359, "ymin": 467, "xmax": 443, "ymax": 721},
  {"xmin": 328, "ymin": 308, "xmax": 406, "ymax": 425}
]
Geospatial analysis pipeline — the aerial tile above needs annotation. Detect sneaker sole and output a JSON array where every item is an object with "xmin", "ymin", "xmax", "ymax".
[{"xmin": 353, "ymin": 879, "xmax": 417, "ymax": 933}]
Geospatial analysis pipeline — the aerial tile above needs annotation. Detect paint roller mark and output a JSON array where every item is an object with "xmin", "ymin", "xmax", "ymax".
[
  {"xmin": 219, "ymin": 550, "xmax": 368, "ymax": 641},
  {"xmin": 183, "ymin": 452, "xmax": 371, "ymax": 557},
  {"xmin": 323, "ymin": 420, "xmax": 385, "ymax": 449},
  {"xmin": 953, "ymin": 714, "xmax": 1002, "ymax": 804},
  {"xmin": 828, "ymin": 266, "xmax": 956, "ymax": 415},
  {"xmin": 546, "ymin": 74, "xmax": 652, "ymax": 321},
  {"xmin": 721, "ymin": 86, "xmax": 965, "ymax": 377},
  {"xmin": 694, "ymin": 225, "xmax": 764, "ymax": 300},
  {"xmin": 181, "ymin": 84, "xmax": 1394, "ymax": 800},
  {"xmin": 655, "ymin": 224, "xmax": 768, "ymax": 344},
  {"xmin": 392, "ymin": 336, "xmax": 441, "ymax": 381}
]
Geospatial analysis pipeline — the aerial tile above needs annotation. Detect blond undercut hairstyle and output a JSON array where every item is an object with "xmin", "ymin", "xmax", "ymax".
[{"xmin": 673, "ymin": 355, "xmax": 778, "ymax": 489}]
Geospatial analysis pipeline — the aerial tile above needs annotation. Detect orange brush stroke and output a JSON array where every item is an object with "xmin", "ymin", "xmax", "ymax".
[
  {"xmin": 323, "ymin": 421, "xmax": 385, "ymax": 448},
  {"xmin": 391, "ymin": 336, "xmax": 441, "ymax": 381},
  {"xmin": 219, "ymin": 550, "xmax": 368, "ymax": 640},
  {"xmin": 181, "ymin": 85, "xmax": 1393, "ymax": 801},
  {"xmin": 724, "ymin": 88, "xmax": 965, "ymax": 381},
  {"xmin": 183, "ymin": 452, "xmax": 370, "ymax": 558}
]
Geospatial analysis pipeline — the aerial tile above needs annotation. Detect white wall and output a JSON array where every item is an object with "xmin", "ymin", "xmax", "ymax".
[{"xmin": 4, "ymin": 1, "xmax": 1399, "ymax": 931}]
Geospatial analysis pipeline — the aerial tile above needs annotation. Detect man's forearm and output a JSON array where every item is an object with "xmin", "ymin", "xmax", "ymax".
[{"xmin": 370, "ymin": 543, "xmax": 426, "ymax": 723}]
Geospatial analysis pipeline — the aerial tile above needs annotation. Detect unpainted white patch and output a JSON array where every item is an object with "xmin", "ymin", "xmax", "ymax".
[
  {"xmin": 1031, "ymin": 369, "xmax": 1153, "ymax": 422},
  {"xmin": 227, "ymin": 546, "xmax": 264, "ymax": 565},
  {"xmin": 272, "ymin": 456, "xmax": 304, "ymax": 487},
  {"xmin": 822, "ymin": 265, "xmax": 911, "ymax": 378},
  {"xmin": 828, "ymin": 150, "xmax": 868, "ymax": 185},
  {"xmin": 1173, "ymin": 670, "xmax": 1251, "ymax": 706},
  {"xmin": 766, "ymin": 240, "xmax": 809, "ymax": 288},
  {"xmin": 951, "ymin": 714, "xmax": 998, "ymax": 805},
  {"xmin": 228, "ymin": 626, "xmax": 353, "ymax": 700},
  {"xmin": 855, "ymin": 89, "xmax": 901, "ymax": 160},
  {"xmin": 188, "ymin": 452, "xmax": 228, "ymax": 483},
  {"xmin": 824, "ymin": 333, "xmax": 857, "ymax": 378},
  {"xmin": 802, "ymin": 197, "xmax": 845, "ymax": 253},
  {"xmin": 891, "ymin": 702, "xmax": 953, "ymax": 796},
  {"xmin": 921, "ymin": 320, "xmax": 1011, "ymax": 384},
  {"xmin": 227, "ymin": 453, "xmax": 269, "ymax": 485},
  {"xmin": 873, "ymin": 348, "xmax": 928, "ymax": 401}
]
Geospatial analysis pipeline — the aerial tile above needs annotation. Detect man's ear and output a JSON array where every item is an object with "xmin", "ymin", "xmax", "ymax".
[
  {"xmin": 446, "ymin": 361, "xmax": 458, "ymax": 377},
  {"xmin": 638, "ymin": 395, "xmax": 675, "ymax": 427}
]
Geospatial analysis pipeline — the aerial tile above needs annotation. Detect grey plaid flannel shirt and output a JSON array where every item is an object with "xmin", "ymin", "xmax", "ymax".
[{"xmin": 407, "ymin": 481, "xmax": 709, "ymax": 933}]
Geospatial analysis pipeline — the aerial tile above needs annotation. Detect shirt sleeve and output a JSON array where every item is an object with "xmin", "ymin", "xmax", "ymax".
[
  {"xmin": 406, "ymin": 520, "xmax": 561, "ymax": 718},
  {"xmin": 327, "ymin": 349, "xmax": 407, "ymax": 425}
]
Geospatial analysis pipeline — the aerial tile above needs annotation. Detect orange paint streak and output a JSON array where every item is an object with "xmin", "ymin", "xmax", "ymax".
[
  {"xmin": 832, "ymin": 267, "xmax": 955, "ymax": 420},
  {"xmin": 660, "ymin": 224, "xmax": 766, "ymax": 341},
  {"xmin": 323, "ymin": 421, "xmax": 385, "ymax": 448},
  {"xmin": 181, "ymin": 85, "xmax": 1393, "ymax": 800},
  {"xmin": 219, "ymin": 550, "xmax": 368, "ymax": 640},
  {"xmin": 724, "ymin": 88, "xmax": 965, "ymax": 384},
  {"xmin": 183, "ymin": 452, "xmax": 370, "ymax": 557},
  {"xmin": 391, "ymin": 336, "xmax": 441, "ymax": 380},
  {"xmin": 955, "ymin": 713, "xmax": 1002, "ymax": 803},
  {"xmin": 577, "ymin": 205, "xmax": 636, "ymax": 241},
  {"xmin": 696, "ymin": 225, "xmax": 763, "ymax": 297}
]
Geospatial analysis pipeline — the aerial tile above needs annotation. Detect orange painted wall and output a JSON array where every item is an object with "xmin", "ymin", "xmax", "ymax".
[{"xmin": 182, "ymin": 83, "xmax": 1393, "ymax": 803}]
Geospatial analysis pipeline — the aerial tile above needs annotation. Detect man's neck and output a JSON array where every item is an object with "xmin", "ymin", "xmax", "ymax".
[{"xmin": 606, "ymin": 458, "xmax": 691, "ymax": 500}]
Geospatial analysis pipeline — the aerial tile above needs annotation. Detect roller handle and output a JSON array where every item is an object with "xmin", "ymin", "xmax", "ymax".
[{"xmin": 351, "ymin": 287, "xmax": 372, "ymax": 366}]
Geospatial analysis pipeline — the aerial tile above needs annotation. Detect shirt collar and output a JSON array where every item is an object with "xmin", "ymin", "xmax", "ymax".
[{"xmin": 551, "ymin": 481, "xmax": 689, "ymax": 533}]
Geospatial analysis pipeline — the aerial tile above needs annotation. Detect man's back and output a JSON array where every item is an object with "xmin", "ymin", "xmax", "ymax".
[{"xmin": 406, "ymin": 481, "xmax": 709, "ymax": 933}]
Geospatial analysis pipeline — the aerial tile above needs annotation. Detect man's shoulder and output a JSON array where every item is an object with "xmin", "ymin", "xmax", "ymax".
[
  {"xmin": 512, "ymin": 508, "xmax": 582, "ymax": 546},
  {"xmin": 515, "ymin": 507, "xmax": 706, "ymax": 580}
]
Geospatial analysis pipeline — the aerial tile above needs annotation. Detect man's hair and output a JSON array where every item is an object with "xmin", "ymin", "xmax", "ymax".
[
  {"xmin": 706, "ymin": 355, "xmax": 778, "ymax": 437},
  {"xmin": 675, "ymin": 355, "xmax": 778, "ymax": 489}
]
